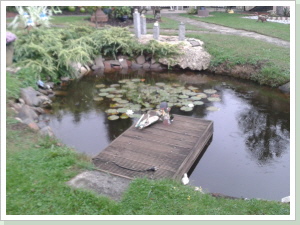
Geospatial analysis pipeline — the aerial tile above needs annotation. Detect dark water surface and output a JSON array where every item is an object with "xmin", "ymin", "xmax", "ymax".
[{"xmin": 47, "ymin": 71, "xmax": 290, "ymax": 201}]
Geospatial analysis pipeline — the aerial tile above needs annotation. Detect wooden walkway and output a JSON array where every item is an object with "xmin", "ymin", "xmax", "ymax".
[{"xmin": 93, "ymin": 115, "xmax": 213, "ymax": 181}]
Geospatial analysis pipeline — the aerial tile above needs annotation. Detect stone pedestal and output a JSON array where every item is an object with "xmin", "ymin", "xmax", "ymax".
[
  {"xmin": 141, "ymin": 14, "xmax": 147, "ymax": 35},
  {"xmin": 198, "ymin": 9, "xmax": 209, "ymax": 17},
  {"xmin": 6, "ymin": 44, "xmax": 14, "ymax": 66},
  {"xmin": 153, "ymin": 22, "xmax": 159, "ymax": 40},
  {"xmin": 133, "ymin": 9, "xmax": 141, "ymax": 39},
  {"xmin": 91, "ymin": 9, "xmax": 108, "ymax": 22},
  {"xmin": 178, "ymin": 22, "xmax": 185, "ymax": 41}
]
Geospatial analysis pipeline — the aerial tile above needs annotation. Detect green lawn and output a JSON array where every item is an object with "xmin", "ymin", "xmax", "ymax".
[
  {"xmin": 51, "ymin": 15, "xmax": 91, "ymax": 26},
  {"xmin": 185, "ymin": 32, "xmax": 290, "ymax": 86},
  {"xmin": 6, "ymin": 119, "xmax": 290, "ymax": 215},
  {"xmin": 145, "ymin": 15, "xmax": 211, "ymax": 31},
  {"xmin": 180, "ymin": 12, "xmax": 290, "ymax": 41}
]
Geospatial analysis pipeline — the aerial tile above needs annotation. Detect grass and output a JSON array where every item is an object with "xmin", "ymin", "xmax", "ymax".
[
  {"xmin": 51, "ymin": 15, "xmax": 91, "ymax": 26},
  {"xmin": 5, "ymin": 69, "xmax": 290, "ymax": 215},
  {"xmin": 185, "ymin": 32, "xmax": 290, "ymax": 87},
  {"xmin": 145, "ymin": 15, "xmax": 210, "ymax": 31},
  {"xmin": 180, "ymin": 12, "xmax": 290, "ymax": 41},
  {"xmin": 6, "ymin": 121, "xmax": 290, "ymax": 215}
]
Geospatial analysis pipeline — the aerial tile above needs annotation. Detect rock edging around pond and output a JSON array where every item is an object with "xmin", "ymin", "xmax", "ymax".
[
  {"xmin": 69, "ymin": 35, "xmax": 211, "ymax": 78},
  {"xmin": 9, "ymin": 86, "xmax": 55, "ymax": 137}
]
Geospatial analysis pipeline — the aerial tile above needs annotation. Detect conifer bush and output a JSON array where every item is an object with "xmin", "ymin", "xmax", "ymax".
[{"xmin": 12, "ymin": 26, "xmax": 182, "ymax": 82}]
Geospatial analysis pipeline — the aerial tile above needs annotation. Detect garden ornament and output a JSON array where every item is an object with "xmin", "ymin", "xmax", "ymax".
[
  {"xmin": 37, "ymin": 80, "xmax": 51, "ymax": 90},
  {"xmin": 181, "ymin": 173, "xmax": 189, "ymax": 185},
  {"xmin": 26, "ymin": 18, "xmax": 34, "ymax": 27},
  {"xmin": 135, "ymin": 102, "xmax": 174, "ymax": 129},
  {"xmin": 40, "ymin": 12, "xmax": 48, "ymax": 20}
]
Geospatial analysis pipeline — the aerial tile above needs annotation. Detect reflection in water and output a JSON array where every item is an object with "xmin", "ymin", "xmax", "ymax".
[
  {"xmin": 47, "ymin": 71, "xmax": 290, "ymax": 200},
  {"xmin": 238, "ymin": 107, "xmax": 289, "ymax": 164}
]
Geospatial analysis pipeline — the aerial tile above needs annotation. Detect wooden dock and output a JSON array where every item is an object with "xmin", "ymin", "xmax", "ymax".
[{"xmin": 93, "ymin": 114, "xmax": 213, "ymax": 181}]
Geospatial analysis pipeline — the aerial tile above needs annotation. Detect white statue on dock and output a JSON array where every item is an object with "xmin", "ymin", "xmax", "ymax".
[{"xmin": 135, "ymin": 102, "xmax": 174, "ymax": 129}]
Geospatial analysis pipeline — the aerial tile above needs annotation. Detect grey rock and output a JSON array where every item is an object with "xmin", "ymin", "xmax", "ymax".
[
  {"xmin": 109, "ymin": 60, "xmax": 121, "ymax": 66},
  {"xmin": 30, "ymin": 106, "xmax": 45, "ymax": 114},
  {"xmin": 150, "ymin": 63, "xmax": 162, "ymax": 69},
  {"xmin": 159, "ymin": 38, "xmax": 211, "ymax": 70},
  {"xmin": 119, "ymin": 58, "xmax": 128, "ymax": 69},
  {"xmin": 20, "ymin": 87, "xmax": 41, "ymax": 106},
  {"xmin": 136, "ymin": 55, "xmax": 146, "ymax": 64},
  {"xmin": 278, "ymin": 82, "xmax": 290, "ymax": 94},
  {"xmin": 131, "ymin": 62, "xmax": 143, "ymax": 69},
  {"xmin": 142, "ymin": 62, "xmax": 151, "ymax": 69},
  {"xmin": 17, "ymin": 104, "xmax": 39, "ymax": 122},
  {"xmin": 67, "ymin": 170, "xmax": 131, "ymax": 201},
  {"xmin": 39, "ymin": 126, "xmax": 54, "ymax": 137},
  {"xmin": 93, "ymin": 55, "xmax": 104, "ymax": 70}
]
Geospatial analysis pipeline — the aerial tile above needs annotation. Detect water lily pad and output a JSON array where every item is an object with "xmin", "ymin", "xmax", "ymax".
[
  {"xmin": 206, "ymin": 106, "xmax": 220, "ymax": 111},
  {"xmin": 110, "ymin": 84, "xmax": 120, "ymax": 88},
  {"xmin": 130, "ymin": 104, "xmax": 142, "ymax": 111},
  {"xmin": 197, "ymin": 93, "xmax": 208, "ymax": 98},
  {"xmin": 188, "ymin": 86, "xmax": 198, "ymax": 90},
  {"xmin": 155, "ymin": 82, "xmax": 165, "ymax": 87},
  {"xmin": 120, "ymin": 113, "xmax": 129, "ymax": 119},
  {"xmin": 172, "ymin": 83, "xmax": 181, "ymax": 87},
  {"xmin": 182, "ymin": 101, "xmax": 194, "ymax": 106},
  {"xmin": 208, "ymin": 97, "xmax": 221, "ymax": 102},
  {"xmin": 118, "ymin": 79, "xmax": 130, "ymax": 83},
  {"xmin": 191, "ymin": 96, "xmax": 202, "ymax": 100},
  {"xmin": 93, "ymin": 97, "xmax": 104, "ymax": 101},
  {"xmin": 106, "ymin": 94, "xmax": 115, "ymax": 98},
  {"xmin": 105, "ymin": 87, "xmax": 117, "ymax": 92},
  {"xmin": 99, "ymin": 92, "xmax": 109, "ymax": 96},
  {"xmin": 108, "ymin": 115, "xmax": 119, "ymax": 120},
  {"xmin": 117, "ymin": 99, "xmax": 129, "ymax": 104},
  {"xmin": 112, "ymin": 97, "xmax": 122, "ymax": 102},
  {"xmin": 105, "ymin": 109, "xmax": 118, "ymax": 114},
  {"xmin": 110, "ymin": 103, "xmax": 118, "ymax": 108},
  {"xmin": 193, "ymin": 101, "xmax": 204, "ymax": 105},
  {"xmin": 131, "ymin": 78, "xmax": 141, "ymax": 82},
  {"xmin": 95, "ymin": 84, "xmax": 105, "ymax": 88},
  {"xmin": 117, "ymin": 108, "xmax": 129, "ymax": 113},
  {"xmin": 99, "ymin": 88, "xmax": 109, "ymax": 92},
  {"xmin": 180, "ymin": 106, "xmax": 193, "ymax": 112},
  {"xmin": 128, "ymin": 114, "xmax": 142, "ymax": 118},
  {"xmin": 178, "ymin": 95, "xmax": 189, "ymax": 99},
  {"xmin": 204, "ymin": 89, "xmax": 217, "ymax": 94},
  {"xmin": 114, "ymin": 89, "xmax": 127, "ymax": 94}
]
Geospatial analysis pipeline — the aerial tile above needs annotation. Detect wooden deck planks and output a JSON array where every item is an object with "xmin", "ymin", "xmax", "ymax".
[{"xmin": 93, "ymin": 114, "xmax": 213, "ymax": 181}]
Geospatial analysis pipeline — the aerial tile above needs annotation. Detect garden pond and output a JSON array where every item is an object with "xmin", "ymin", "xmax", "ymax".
[{"xmin": 47, "ymin": 70, "xmax": 290, "ymax": 201}]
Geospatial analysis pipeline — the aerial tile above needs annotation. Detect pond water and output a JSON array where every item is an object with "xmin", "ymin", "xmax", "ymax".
[{"xmin": 47, "ymin": 71, "xmax": 290, "ymax": 201}]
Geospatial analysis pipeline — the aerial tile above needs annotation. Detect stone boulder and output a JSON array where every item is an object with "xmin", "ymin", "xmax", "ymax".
[
  {"xmin": 20, "ymin": 87, "xmax": 51, "ymax": 107},
  {"xmin": 39, "ymin": 126, "xmax": 55, "ymax": 137},
  {"xmin": 159, "ymin": 38, "xmax": 211, "ymax": 70},
  {"xmin": 16, "ymin": 104, "xmax": 38, "ymax": 122},
  {"xmin": 137, "ymin": 35, "xmax": 211, "ymax": 71},
  {"xmin": 278, "ymin": 82, "xmax": 290, "ymax": 94},
  {"xmin": 136, "ymin": 55, "xmax": 146, "ymax": 65},
  {"xmin": 69, "ymin": 62, "xmax": 90, "ymax": 78},
  {"xmin": 92, "ymin": 55, "xmax": 104, "ymax": 70}
]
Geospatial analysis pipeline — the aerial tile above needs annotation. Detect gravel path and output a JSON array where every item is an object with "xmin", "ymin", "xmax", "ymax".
[{"xmin": 162, "ymin": 13, "xmax": 290, "ymax": 48}]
